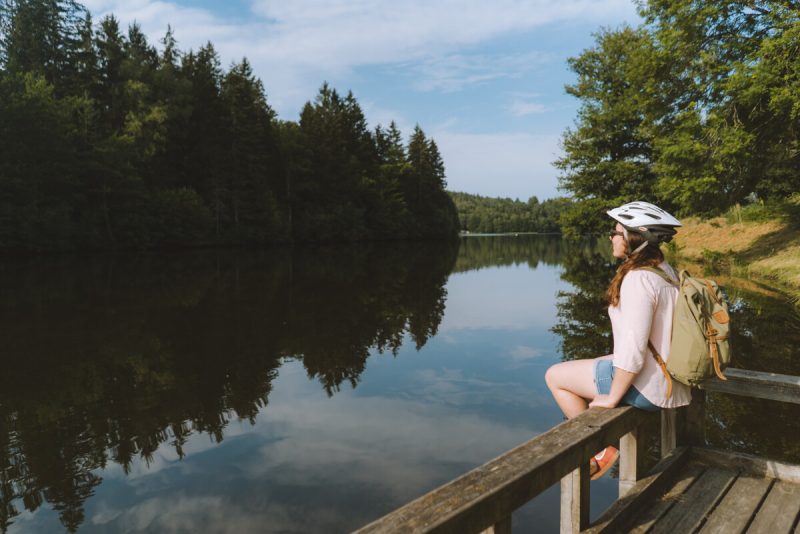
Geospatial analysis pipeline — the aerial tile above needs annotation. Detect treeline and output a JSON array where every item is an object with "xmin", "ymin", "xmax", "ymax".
[
  {"xmin": 557, "ymin": 1, "xmax": 800, "ymax": 237},
  {"xmin": 449, "ymin": 192, "xmax": 570, "ymax": 233},
  {"xmin": 0, "ymin": 1, "xmax": 458, "ymax": 251}
]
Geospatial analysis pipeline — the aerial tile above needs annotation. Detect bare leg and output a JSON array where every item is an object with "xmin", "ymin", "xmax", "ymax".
[
  {"xmin": 545, "ymin": 357, "xmax": 608, "ymax": 419},
  {"xmin": 546, "ymin": 355, "xmax": 619, "ymax": 476}
]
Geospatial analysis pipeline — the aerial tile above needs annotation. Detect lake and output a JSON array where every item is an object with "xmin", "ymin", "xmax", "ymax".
[{"xmin": 1, "ymin": 236, "xmax": 798, "ymax": 533}]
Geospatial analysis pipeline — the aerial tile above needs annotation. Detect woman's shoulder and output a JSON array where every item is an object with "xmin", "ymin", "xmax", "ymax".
[{"xmin": 622, "ymin": 263, "xmax": 677, "ymax": 291}]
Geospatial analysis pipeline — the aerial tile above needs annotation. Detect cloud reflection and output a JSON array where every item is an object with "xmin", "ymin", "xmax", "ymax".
[{"xmin": 82, "ymin": 361, "xmax": 542, "ymax": 532}]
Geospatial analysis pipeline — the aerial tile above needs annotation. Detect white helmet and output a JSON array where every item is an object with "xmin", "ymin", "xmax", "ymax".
[{"xmin": 607, "ymin": 201, "xmax": 681, "ymax": 246}]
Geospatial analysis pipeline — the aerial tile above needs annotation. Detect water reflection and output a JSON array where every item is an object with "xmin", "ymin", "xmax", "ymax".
[
  {"xmin": 0, "ymin": 236, "xmax": 798, "ymax": 532},
  {"xmin": 0, "ymin": 243, "xmax": 459, "ymax": 532}
]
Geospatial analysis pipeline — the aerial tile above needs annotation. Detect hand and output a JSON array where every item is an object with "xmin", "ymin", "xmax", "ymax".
[{"xmin": 589, "ymin": 395, "xmax": 619, "ymax": 409}]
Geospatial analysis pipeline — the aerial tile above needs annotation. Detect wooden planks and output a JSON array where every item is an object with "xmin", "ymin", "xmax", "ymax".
[
  {"xmin": 701, "ymin": 368, "xmax": 800, "ymax": 405},
  {"xmin": 698, "ymin": 475, "xmax": 772, "ymax": 533},
  {"xmin": 584, "ymin": 446, "xmax": 692, "ymax": 534},
  {"xmin": 626, "ymin": 462, "xmax": 705, "ymax": 534},
  {"xmin": 647, "ymin": 467, "xmax": 737, "ymax": 534},
  {"xmin": 693, "ymin": 447, "xmax": 800, "ymax": 484},
  {"xmin": 747, "ymin": 480, "xmax": 800, "ymax": 533},
  {"xmin": 600, "ymin": 451, "xmax": 800, "ymax": 534}
]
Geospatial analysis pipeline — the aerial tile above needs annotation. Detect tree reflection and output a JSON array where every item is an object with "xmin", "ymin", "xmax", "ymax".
[
  {"xmin": 454, "ymin": 234, "xmax": 565, "ymax": 272},
  {"xmin": 550, "ymin": 239, "xmax": 616, "ymax": 361},
  {"xmin": 0, "ymin": 241, "xmax": 457, "ymax": 532}
]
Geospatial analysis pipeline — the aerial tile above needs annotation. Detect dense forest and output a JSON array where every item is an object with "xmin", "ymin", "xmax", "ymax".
[
  {"xmin": 557, "ymin": 0, "xmax": 800, "ymax": 238},
  {"xmin": 449, "ymin": 192, "xmax": 570, "ymax": 233},
  {"xmin": 0, "ymin": 0, "xmax": 458, "ymax": 251}
]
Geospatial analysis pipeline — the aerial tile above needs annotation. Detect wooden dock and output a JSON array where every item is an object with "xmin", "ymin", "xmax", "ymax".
[{"xmin": 354, "ymin": 368, "xmax": 800, "ymax": 533}]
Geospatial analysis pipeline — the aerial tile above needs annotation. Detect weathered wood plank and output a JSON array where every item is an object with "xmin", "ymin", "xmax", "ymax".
[
  {"xmin": 693, "ymin": 447, "xmax": 800, "ymax": 483},
  {"xmin": 698, "ymin": 475, "xmax": 772, "ymax": 534},
  {"xmin": 660, "ymin": 408, "xmax": 678, "ymax": 458},
  {"xmin": 680, "ymin": 388, "xmax": 706, "ymax": 447},
  {"xmin": 619, "ymin": 425, "xmax": 647, "ymax": 497},
  {"xmin": 627, "ymin": 462, "xmax": 706, "ymax": 534},
  {"xmin": 560, "ymin": 462, "xmax": 589, "ymax": 534},
  {"xmin": 747, "ymin": 480, "xmax": 800, "ymax": 533},
  {"xmin": 648, "ymin": 467, "xmax": 737, "ymax": 534},
  {"xmin": 584, "ymin": 446, "xmax": 692, "ymax": 534},
  {"xmin": 354, "ymin": 406, "xmax": 654, "ymax": 534},
  {"xmin": 701, "ymin": 368, "xmax": 800, "ymax": 405}
]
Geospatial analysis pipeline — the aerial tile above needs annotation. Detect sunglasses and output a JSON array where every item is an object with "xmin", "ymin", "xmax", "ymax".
[{"xmin": 608, "ymin": 230, "xmax": 624, "ymax": 238}]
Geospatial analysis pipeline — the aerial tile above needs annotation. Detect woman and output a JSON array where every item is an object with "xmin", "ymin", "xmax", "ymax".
[{"xmin": 545, "ymin": 201, "xmax": 691, "ymax": 480}]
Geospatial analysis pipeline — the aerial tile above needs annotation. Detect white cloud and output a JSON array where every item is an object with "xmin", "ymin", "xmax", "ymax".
[
  {"xmin": 510, "ymin": 98, "xmax": 549, "ymax": 116},
  {"xmin": 410, "ymin": 52, "xmax": 551, "ymax": 93},
  {"xmin": 80, "ymin": 0, "xmax": 638, "ymax": 116},
  {"xmin": 433, "ymin": 130, "xmax": 562, "ymax": 200}
]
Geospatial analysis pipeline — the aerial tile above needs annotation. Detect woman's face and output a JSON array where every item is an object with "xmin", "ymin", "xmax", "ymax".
[{"xmin": 609, "ymin": 223, "xmax": 627, "ymax": 259}]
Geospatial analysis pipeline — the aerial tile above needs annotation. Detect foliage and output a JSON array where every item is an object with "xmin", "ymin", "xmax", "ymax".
[
  {"xmin": 449, "ymin": 192, "xmax": 570, "ymax": 234},
  {"xmin": 557, "ymin": 1, "xmax": 800, "ymax": 233},
  {"xmin": 0, "ymin": 1, "xmax": 457, "ymax": 250}
]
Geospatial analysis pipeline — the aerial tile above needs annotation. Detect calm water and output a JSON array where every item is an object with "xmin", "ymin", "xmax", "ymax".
[{"xmin": 1, "ymin": 236, "xmax": 798, "ymax": 533}]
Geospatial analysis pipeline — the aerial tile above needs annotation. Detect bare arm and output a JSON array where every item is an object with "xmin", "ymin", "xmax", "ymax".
[{"xmin": 589, "ymin": 366, "xmax": 636, "ymax": 409}]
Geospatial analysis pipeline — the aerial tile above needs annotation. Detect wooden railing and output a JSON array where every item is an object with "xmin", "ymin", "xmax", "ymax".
[{"xmin": 354, "ymin": 368, "xmax": 800, "ymax": 534}]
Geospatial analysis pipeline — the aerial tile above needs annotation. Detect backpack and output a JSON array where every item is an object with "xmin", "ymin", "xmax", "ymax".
[{"xmin": 639, "ymin": 267, "xmax": 731, "ymax": 397}]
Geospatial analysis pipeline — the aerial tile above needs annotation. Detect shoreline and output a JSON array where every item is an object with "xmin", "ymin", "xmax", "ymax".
[{"xmin": 672, "ymin": 216, "xmax": 800, "ymax": 304}]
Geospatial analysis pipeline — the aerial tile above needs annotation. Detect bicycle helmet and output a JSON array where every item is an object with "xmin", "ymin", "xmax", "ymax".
[{"xmin": 607, "ymin": 201, "xmax": 681, "ymax": 253}]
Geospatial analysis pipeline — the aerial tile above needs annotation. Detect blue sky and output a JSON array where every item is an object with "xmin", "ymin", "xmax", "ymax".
[{"xmin": 83, "ymin": 0, "xmax": 642, "ymax": 200}]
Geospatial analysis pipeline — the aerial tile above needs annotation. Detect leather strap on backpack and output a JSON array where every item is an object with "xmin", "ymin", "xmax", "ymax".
[
  {"xmin": 647, "ymin": 340, "xmax": 673, "ymax": 398},
  {"xmin": 706, "ymin": 325, "xmax": 728, "ymax": 381}
]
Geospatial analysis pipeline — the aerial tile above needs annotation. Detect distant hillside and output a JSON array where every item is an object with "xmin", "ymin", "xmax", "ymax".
[{"xmin": 448, "ymin": 192, "xmax": 571, "ymax": 234}]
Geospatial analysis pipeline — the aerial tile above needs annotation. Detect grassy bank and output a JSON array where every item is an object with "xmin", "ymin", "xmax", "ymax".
[{"xmin": 670, "ymin": 208, "xmax": 800, "ymax": 303}]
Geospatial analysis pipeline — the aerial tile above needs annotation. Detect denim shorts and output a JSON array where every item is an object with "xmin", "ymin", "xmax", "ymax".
[{"xmin": 594, "ymin": 359, "xmax": 660, "ymax": 411}]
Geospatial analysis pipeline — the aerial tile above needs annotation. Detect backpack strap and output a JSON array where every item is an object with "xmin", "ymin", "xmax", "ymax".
[
  {"xmin": 706, "ymin": 324, "xmax": 729, "ymax": 381},
  {"xmin": 647, "ymin": 340, "xmax": 673, "ymax": 398},
  {"xmin": 637, "ymin": 266, "xmax": 677, "ymax": 398},
  {"xmin": 638, "ymin": 266, "xmax": 679, "ymax": 287}
]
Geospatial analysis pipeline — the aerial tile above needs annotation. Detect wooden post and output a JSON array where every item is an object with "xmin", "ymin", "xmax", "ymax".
[
  {"xmin": 661, "ymin": 408, "xmax": 678, "ymax": 458},
  {"xmin": 681, "ymin": 389, "xmax": 706, "ymax": 447},
  {"xmin": 619, "ymin": 425, "xmax": 646, "ymax": 497},
  {"xmin": 480, "ymin": 516, "xmax": 511, "ymax": 534},
  {"xmin": 560, "ymin": 462, "xmax": 590, "ymax": 534}
]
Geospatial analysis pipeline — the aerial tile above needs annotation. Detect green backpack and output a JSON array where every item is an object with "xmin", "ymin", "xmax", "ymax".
[{"xmin": 639, "ymin": 267, "xmax": 731, "ymax": 396}]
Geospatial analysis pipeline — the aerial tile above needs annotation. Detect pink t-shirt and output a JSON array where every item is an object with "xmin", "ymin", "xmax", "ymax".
[{"xmin": 608, "ymin": 263, "xmax": 691, "ymax": 408}]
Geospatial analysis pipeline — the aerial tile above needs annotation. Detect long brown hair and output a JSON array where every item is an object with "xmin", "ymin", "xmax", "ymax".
[{"xmin": 606, "ymin": 231, "xmax": 664, "ymax": 306}]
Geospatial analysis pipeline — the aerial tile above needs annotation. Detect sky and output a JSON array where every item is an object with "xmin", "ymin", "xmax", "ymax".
[{"xmin": 81, "ymin": 0, "xmax": 642, "ymax": 201}]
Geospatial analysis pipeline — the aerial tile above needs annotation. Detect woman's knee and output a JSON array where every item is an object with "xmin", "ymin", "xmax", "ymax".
[
  {"xmin": 545, "ymin": 362, "xmax": 565, "ymax": 390},
  {"xmin": 545, "ymin": 359, "xmax": 597, "ymax": 399}
]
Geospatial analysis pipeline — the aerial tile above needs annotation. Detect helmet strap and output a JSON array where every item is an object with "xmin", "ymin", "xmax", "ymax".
[{"xmin": 622, "ymin": 228, "xmax": 649, "ymax": 258}]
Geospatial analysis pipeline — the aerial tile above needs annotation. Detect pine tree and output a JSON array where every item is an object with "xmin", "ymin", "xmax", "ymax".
[{"xmin": 221, "ymin": 58, "xmax": 280, "ymax": 242}]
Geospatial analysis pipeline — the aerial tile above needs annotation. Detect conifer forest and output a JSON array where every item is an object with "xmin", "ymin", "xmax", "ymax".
[{"xmin": 0, "ymin": 0, "xmax": 459, "ymax": 251}]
